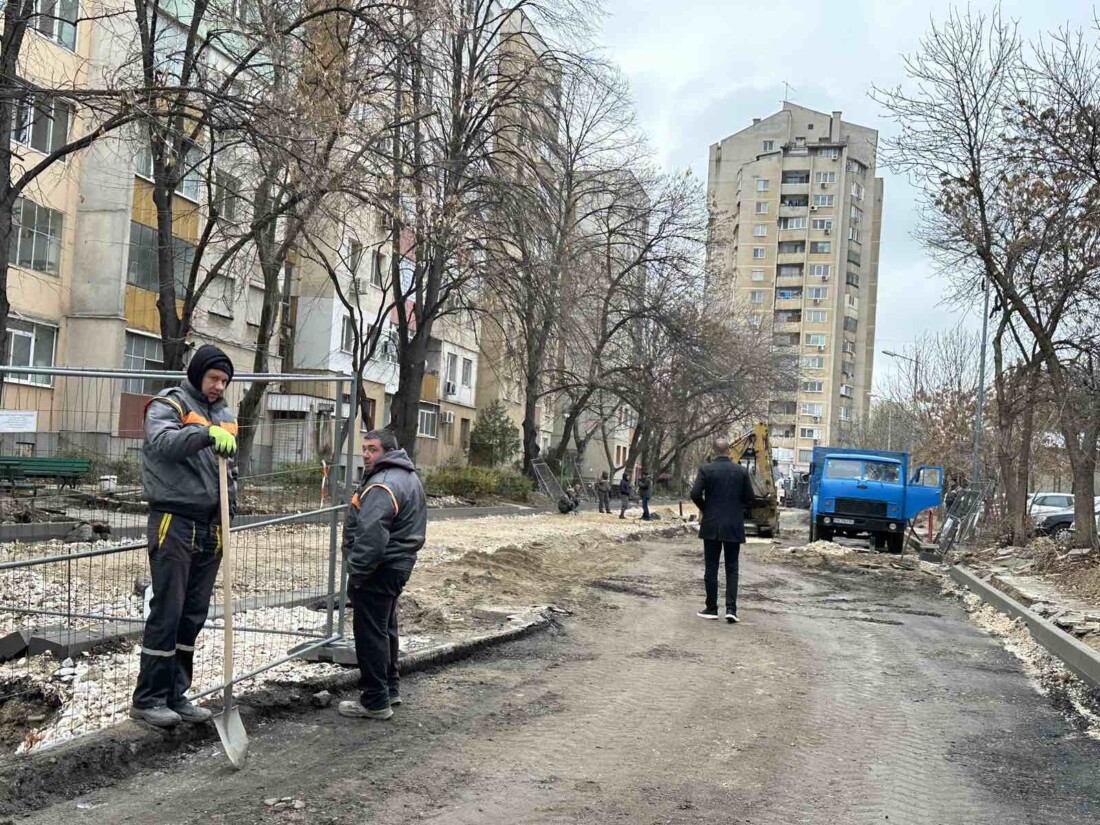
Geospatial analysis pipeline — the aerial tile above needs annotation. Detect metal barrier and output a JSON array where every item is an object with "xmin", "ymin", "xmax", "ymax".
[{"xmin": 0, "ymin": 366, "xmax": 355, "ymax": 752}]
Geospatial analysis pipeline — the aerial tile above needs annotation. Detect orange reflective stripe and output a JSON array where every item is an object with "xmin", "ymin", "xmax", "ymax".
[
  {"xmin": 219, "ymin": 421, "xmax": 238, "ymax": 436},
  {"xmin": 181, "ymin": 411, "xmax": 212, "ymax": 428},
  {"xmin": 363, "ymin": 483, "xmax": 399, "ymax": 515},
  {"xmin": 351, "ymin": 492, "xmax": 360, "ymax": 509},
  {"xmin": 145, "ymin": 396, "xmax": 185, "ymax": 420}
]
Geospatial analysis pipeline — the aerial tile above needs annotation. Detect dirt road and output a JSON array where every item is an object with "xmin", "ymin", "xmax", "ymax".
[{"xmin": 22, "ymin": 536, "xmax": 1100, "ymax": 824}]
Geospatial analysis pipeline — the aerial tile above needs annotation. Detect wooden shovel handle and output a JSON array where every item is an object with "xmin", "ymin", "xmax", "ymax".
[{"xmin": 218, "ymin": 456, "xmax": 234, "ymax": 693}]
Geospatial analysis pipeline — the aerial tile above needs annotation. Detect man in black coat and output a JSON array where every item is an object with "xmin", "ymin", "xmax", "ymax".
[{"xmin": 690, "ymin": 437, "xmax": 752, "ymax": 623}]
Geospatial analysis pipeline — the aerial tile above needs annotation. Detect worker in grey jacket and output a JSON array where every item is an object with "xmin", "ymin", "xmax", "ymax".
[
  {"xmin": 131, "ymin": 345, "xmax": 238, "ymax": 728},
  {"xmin": 339, "ymin": 429, "xmax": 427, "ymax": 720}
]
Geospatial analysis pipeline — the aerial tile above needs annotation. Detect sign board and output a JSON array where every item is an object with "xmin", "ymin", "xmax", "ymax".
[{"xmin": 0, "ymin": 410, "xmax": 38, "ymax": 433}]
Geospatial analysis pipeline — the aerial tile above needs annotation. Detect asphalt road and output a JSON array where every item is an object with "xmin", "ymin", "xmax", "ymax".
[{"xmin": 22, "ymin": 537, "xmax": 1100, "ymax": 824}]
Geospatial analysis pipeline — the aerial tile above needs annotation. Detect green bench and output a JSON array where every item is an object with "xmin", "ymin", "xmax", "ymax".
[{"xmin": 0, "ymin": 456, "xmax": 93, "ymax": 492}]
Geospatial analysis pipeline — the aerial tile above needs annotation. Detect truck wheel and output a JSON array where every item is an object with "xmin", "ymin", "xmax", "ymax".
[
  {"xmin": 886, "ymin": 533, "xmax": 904, "ymax": 554},
  {"xmin": 809, "ymin": 520, "xmax": 816, "ymax": 543},
  {"xmin": 818, "ymin": 527, "xmax": 834, "ymax": 542}
]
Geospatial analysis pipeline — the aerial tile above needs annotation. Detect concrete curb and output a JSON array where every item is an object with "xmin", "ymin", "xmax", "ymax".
[
  {"xmin": 948, "ymin": 565, "xmax": 1100, "ymax": 691},
  {"xmin": 0, "ymin": 612, "xmax": 553, "ymax": 817}
]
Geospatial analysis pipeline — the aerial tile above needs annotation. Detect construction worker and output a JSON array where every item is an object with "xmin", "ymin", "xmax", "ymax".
[
  {"xmin": 618, "ymin": 472, "xmax": 632, "ymax": 519},
  {"xmin": 339, "ymin": 429, "xmax": 427, "ymax": 720},
  {"xmin": 595, "ymin": 471, "xmax": 612, "ymax": 514},
  {"xmin": 638, "ymin": 470, "xmax": 653, "ymax": 521},
  {"xmin": 131, "ymin": 345, "xmax": 238, "ymax": 727}
]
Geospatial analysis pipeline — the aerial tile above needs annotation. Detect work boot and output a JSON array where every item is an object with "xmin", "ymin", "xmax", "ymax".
[
  {"xmin": 170, "ymin": 700, "xmax": 213, "ymax": 724},
  {"xmin": 129, "ymin": 705, "xmax": 182, "ymax": 728},
  {"xmin": 338, "ymin": 700, "xmax": 394, "ymax": 720},
  {"xmin": 388, "ymin": 692, "xmax": 403, "ymax": 707}
]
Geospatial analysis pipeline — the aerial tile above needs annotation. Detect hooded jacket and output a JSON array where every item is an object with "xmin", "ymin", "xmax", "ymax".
[
  {"xmin": 343, "ymin": 448, "xmax": 427, "ymax": 578},
  {"xmin": 142, "ymin": 379, "xmax": 238, "ymax": 522}
]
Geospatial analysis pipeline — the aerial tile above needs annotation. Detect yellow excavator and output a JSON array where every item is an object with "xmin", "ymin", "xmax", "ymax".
[{"xmin": 728, "ymin": 422, "xmax": 780, "ymax": 537}]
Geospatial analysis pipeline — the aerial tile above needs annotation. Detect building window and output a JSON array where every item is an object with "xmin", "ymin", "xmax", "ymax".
[
  {"xmin": 445, "ymin": 352, "xmax": 458, "ymax": 386},
  {"xmin": 33, "ymin": 0, "xmax": 78, "ymax": 49},
  {"xmin": 371, "ymin": 249, "xmax": 384, "ymax": 287},
  {"xmin": 851, "ymin": 183, "xmax": 865, "ymax": 200},
  {"xmin": 777, "ymin": 288, "xmax": 802, "ymax": 300},
  {"xmin": 806, "ymin": 333, "xmax": 827, "ymax": 347},
  {"xmin": 341, "ymin": 316, "xmax": 356, "ymax": 353},
  {"xmin": 778, "ymin": 265, "xmax": 802, "ymax": 278},
  {"xmin": 814, "ymin": 171, "xmax": 837, "ymax": 184},
  {"xmin": 802, "ymin": 380, "xmax": 824, "ymax": 393},
  {"xmin": 798, "ymin": 449, "xmax": 814, "ymax": 463},
  {"xmin": 461, "ymin": 357, "xmax": 473, "ymax": 387},
  {"xmin": 5, "ymin": 319, "xmax": 57, "ymax": 386},
  {"xmin": 209, "ymin": 275, "xmax": 235, "ymax": 318},
  {"xmin": 801, "ymin": 355, "xmax": 824, "ymax": 369},
  {"xmin": 749, "ymin": 313, "xmax": 761, "ymax": 326},
  {"xmin": 460, "ymin": 417, "xmax": 471, "ymax": 449},
  {"xmin": 755, "ymin": 201, "xmax": 769, "ymax": 215},
  {"xmin": 752, "ymin": 247, "xmax": 766, "ymax": 259},
  {"xmin": 812, "ymin": 194, "xmax": 835, "ymax": 208},
  {"xmin": 212, "ymin": 171, "xmax": 241, "ymax": 221},
  {"xmin": 15, "ymin": 94, "xmax": 72, "ymax": 155},
  {"xmin": 756, "ymin": 178, "xmax": 770, "ymax": 192},
  {"xmin": 801, "ymin": 402, "xmax": 824, "ymax": 417},
  {"xmin": 846, "ymin": 271, "xmax": 860, "ymax": 288},
  {"xmin": 417, "ymin": 403, "xmax": 439, "ymax": 439},
  {"xmin": 777, "ymin": 241, "xmax": 805, "ymax": 254},
  {"xmin": 9, "ymin": 197, "xmax": 62, "ymax": 276},
  {"xmin": 762, "ymin": 140, "xmax": 774, "ymax": 152},
  {"xmin": 246, "ymin": 284, "xmax": 265, "ymax": 327},
  {"xmin": 844, "ymin": 317, "xmax": 859, "ymax": 333},
  {"xmin": 778, "ymin": 217, "xmax": 806, "ymax": 230},
  {"xmin": 810, "ymin": 241, "xmax": 832, "ymax": 254},
  {"xmin": 847, "ymin": 294, "xmax": 859, "ymax": 310},
  {"xmin": 818, "ymin": 147, "xmax": 839, "ymax": 159},
  {"xmin": 806, "ymin": 309, "xmax": 827, "ymax": 323},
  {"xmin": 810, "ymin": 264, "xmax": 831, "ymax": 278},
  {"xmin": 749, "ymin": 290, "xmax": 765, "ymax": 304},
  {"xmin": 812, "ymin": 218, "xmax": 832, "ymax": 231},
  {"xmin": 839, "ymin": 406, "xmax": 852, "ymax": 421},
  {"xmin": 122, "ymin": 332, "xmax": 165, "ymax": 394},
  {"xmin": 127, "ymin": 222, "xmax": 193, "ymax": 294},
  {"xmin": 849, "ymin": 227, "xmax": 861, "ymax": 243},
  {"xmin": 800, "ymin": 427, "xmax": 821, "ymax": 440},
  {"xmin": 135, "ymin": 143, "xmax": 202, "ymax": 201},
  {"xmin": 349, "ymin": 240, "xmax": 364, "ymax": 276},
  {"xmin": 753, "ymin": 224, "xmax": 767, "ymax": 237},
  {"xmin": 751, "ymin": 268, "xmax": 765, "ymax": 282}
]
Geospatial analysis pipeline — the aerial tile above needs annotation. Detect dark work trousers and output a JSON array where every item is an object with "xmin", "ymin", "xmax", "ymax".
[
  {"xmin": 596, "ymin": 490, "xmax": 611, "ymax": 513},
  {"xmin": 133, "ymin": 512, "xmax": 222, "ymax": 709},
  {"xmin": 703, "ymin": 540, "xmax": 741, "ymax": 614},
  {"xmin": 641, "ymin": 497, "xmax": 651, "ymax": 520},
  {"xmin": 350, "ymin": 567, "xmax": 410, "ymax": 711},
  {"xmin": 619, "ymin": 494, "xmax": 630, "ymax": 517}
]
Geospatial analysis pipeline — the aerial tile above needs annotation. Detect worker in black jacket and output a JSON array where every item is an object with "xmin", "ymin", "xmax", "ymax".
[
  {"xmin": 690, "ymin": 437, "xmax": 752, "ymax": 623},
  {"xmin": 340, "ymin": 429, "xmax": 427, "ymax": 720}
]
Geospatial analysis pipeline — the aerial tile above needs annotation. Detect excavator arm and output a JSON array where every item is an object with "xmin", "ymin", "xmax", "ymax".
[{"xmin": 729, "ymin": 422, "xmax": 779, "ymax": 537}]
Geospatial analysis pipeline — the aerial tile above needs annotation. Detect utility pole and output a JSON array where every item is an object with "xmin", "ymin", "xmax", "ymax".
[{"xmin": 972, "ymin": 278, "xmax": 991, "ymax": 486}]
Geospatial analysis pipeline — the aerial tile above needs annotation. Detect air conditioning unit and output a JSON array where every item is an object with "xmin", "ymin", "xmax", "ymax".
[
  {"xmin": 813, "ymin": 416, "xmax": 822, "ymax": 423},
  {"xmin": 818, "ymin": 344, "xmax": 826, "ymax": 351},
  {"xmin": 823, "ymin": 228, "xmax": 831, "ymax": 235},
  {"xmin": 820, "ymin": 182, "xmax": 828, "ymax": 188},
  {"xmin": 809, "ymin": 205, "xmax": 818, "ymax": 212},
  {"xmin": 440, "ymin": 410, "xmax": 455, "ymax": 425},
  {"xmin": 445, "ymin": 380, "xmax": 457, "ymax": 396},
  {"xmin": 356, "ymin": 276, "xmax": 373, "ymax": 293}
]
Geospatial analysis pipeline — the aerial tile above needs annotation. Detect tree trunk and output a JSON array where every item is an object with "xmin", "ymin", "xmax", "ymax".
[{"xmin": 391, "ymin": 332, "xmax": 428, "ymax": 459}]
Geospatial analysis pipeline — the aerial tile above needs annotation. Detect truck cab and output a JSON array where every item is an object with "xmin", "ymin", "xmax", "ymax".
[{"xmin": 809, "ymin": 447, "xmax": 943, "ymax": 553}]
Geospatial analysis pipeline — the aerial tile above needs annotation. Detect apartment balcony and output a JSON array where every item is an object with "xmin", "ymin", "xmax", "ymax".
[{"xmin": 780, "ymin": 183, "xmax": 810, "ymax": 197}]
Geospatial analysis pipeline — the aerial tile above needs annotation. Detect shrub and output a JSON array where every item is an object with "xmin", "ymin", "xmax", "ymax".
[
  {"xmin": 468, "ymin": 400, "xmax": 521, "ymax": 467},
  {"xmin": 423, "ymin": 465, "xmax": 534, "ymax": 502}
]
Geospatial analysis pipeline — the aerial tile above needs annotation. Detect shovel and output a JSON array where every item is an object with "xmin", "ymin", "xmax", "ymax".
[{"xmin": 213, "ymin": 455, "xmax": 248, "ymax": 768}]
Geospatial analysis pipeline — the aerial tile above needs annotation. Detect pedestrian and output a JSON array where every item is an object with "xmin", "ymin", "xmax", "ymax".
[
  {"xmin": 557, "ymin": 490, "xmax": 579, "ymax": 515},
  {"xmin": 690, "ymin": 437, "xmax": 752, "ymax": 624},
  {"xmin": 618, "ymin": 473, "xmax": 632, "ymax": 519},
  {"xmin": 638, "ymin": 470, "xmax": 653, "ymax": 521},
  {"xmin": 131, "ymin": 344, "xmax": 238, "ymax": 727},
  {"xmin": 339, "ymin": 429, "xmax": 427, "ymax": 720},
  {"xmin": 595, "ymin": 471, "xmax": 612, "ymax": 514}
]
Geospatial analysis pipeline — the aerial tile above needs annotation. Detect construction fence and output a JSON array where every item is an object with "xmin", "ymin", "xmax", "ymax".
[{"xmin": 0, "ymin": 366, "xmax": 358, "ymax": 753}]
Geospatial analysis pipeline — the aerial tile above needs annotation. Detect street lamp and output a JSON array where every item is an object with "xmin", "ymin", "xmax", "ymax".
[{"xmin": 881, "ymin": 349, "xmax": 920, "ymax": 394}]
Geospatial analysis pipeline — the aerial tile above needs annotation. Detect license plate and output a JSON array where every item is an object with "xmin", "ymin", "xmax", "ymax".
[{"xmin": 833, "ymin": 518, "xmax": 855, "ymax": 525}]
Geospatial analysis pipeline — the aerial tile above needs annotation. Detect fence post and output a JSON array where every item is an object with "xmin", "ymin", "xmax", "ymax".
[
  {"xmin": 337, "ymin": 378, "xmax": 355, "ymax": 637},
  {"xmin": 324, "ymin": 380, "xmax": 344, "ymax": 638}
]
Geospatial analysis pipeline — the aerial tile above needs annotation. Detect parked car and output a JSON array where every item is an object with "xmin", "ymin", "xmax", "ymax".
[
  {"xmin": 1036, "ymin": 498, "xmax": 1100, "ymax": 544},
  {"xmin": 1027, "ymin": 492, "xmax": 1075, "ymax": 519}
]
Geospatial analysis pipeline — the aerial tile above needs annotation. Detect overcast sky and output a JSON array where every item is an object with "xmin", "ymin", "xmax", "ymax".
[{"xmin": 596, "ymin": 0, "xmax": 1092, "ymax": 391}]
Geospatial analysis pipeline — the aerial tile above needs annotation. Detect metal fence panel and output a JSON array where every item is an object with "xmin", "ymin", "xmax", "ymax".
[{"xmin": 0, "ymin": 367, "xmax": 354, "ymax": 752}]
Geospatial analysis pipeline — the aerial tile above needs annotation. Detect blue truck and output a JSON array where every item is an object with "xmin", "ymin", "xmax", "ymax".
[{"xmin": 808, "ymin": 446, "xmax": 944, "ymax": 553}]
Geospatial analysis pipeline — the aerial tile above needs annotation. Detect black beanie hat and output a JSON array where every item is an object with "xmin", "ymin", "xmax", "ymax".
[{"xmin": 187, "ymin": 344, "xmax": 234, "ymax": 390}]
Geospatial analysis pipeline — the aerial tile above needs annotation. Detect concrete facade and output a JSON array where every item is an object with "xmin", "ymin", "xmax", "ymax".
[{"xmin": 707, "ymin": 103, "xmax": 883, "ymax": 476}]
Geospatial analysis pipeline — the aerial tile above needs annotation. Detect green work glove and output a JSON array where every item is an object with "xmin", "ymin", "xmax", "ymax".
[{"xmin": 208, "ymin": 425, "xmax": 238, "ymax": 457}]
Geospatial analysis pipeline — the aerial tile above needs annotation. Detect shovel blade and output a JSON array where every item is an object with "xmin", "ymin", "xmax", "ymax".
[{"xmin": 213, "ymin": 708, "xmax": 249, "ymax": 769}]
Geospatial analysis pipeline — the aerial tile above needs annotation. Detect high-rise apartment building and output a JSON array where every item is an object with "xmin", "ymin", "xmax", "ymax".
[{"xmin": 706, "ymin": 103, "xmax": 882, "ymax": 475}]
